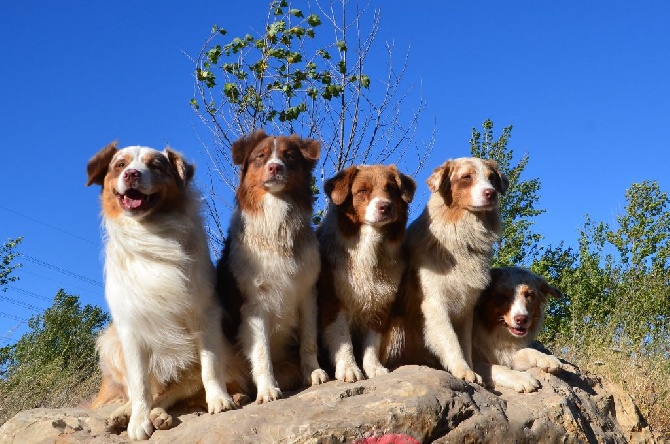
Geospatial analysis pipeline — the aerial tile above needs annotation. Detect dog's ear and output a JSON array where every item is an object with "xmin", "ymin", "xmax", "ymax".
[
  {"xmin": 296, "ymin": 136, "xmax": 320, "ymax": 167},
  {"xmin": 231, "ymin": 129, "xmax": 268, "ymax": 166},
  {"xmin": 390, "ymin": 165, "xmax": 416, "ymax": 203},
  {"xmin": 426, "ymin": 160, "xmax": 452, "ymax": 193},
  {"xmin": 538, "ymin": 276, "xmax": 564, "ymax": 299},
  {"xmin": 165, "ymin": 148, "xmax": 195, "ymax": 187},
  {"xmin": 86, "ymin": 141, "xmax": 118, "ymax": 186},
  {"xmin": 325, "ymin": 166, "xmax": 358, "ymax": 206},
  {"xmin": 484, "ymin": 159, "xmax": 509, "ymax": 195}
]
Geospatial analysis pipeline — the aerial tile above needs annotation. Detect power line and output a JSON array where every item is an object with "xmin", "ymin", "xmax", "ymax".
[
  {"xmin": 21, "ymin": 255, "xmax": 103, "ymax": 288},
  {"xmin": 0, "ymin": 312, "xmax": 26, "ymax": 322},
  {"xmin": 0, "ymin": 295, "xmax": 40, "ymax": 312},
  {"xmin": 0, "ymin": 204, "xmax": 101, "ymax": 247},
  {"xmin": 18, "ymin": 270, "xmax": 104, "ymax": 300},
  {"xmin": 5, "ymin": 286, "xmax": 52, "ymax": 303}
]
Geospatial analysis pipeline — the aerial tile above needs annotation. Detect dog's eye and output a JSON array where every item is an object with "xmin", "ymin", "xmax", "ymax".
[
  {"xmin": 115, "ymin": 161, "xmax": 126, "ymax": 169},
  {"xmin": 461, "ymin": 174, "xmax": 472, "ymax": 181},
  {"xmin": 356, "ymin": 189, "xmax": 369, "ymax": 196}
]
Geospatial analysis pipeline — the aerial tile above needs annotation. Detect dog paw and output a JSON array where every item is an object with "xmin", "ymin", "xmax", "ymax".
[
  {"xmin": 336, "ymin": 363, "xmax": 365, "ymax": 383},
  {"xmin": 256, "ymin": 384, "xmax": 282, "ymax": 404},
  {"xmin": 127, "ymin": 414, "xmax": 153, "ymax": 441},
  {"xmin": 207, "ymin": 392, "xmax": 238, "ymax": 413},
  {"xmin": 110, "ymin": 402, "xmax": 131, "ymax": 429},
  {"xmin": 364, "ymin": 364, "xmax": 390, "ymax": 379},
  {"xmin": 309, "ymin": 368, "xmax": 329, "ymax": 386},
  {"xmin": 149, "ymin": 408, "xmax": 173, "ymax": 430},
  {"xmin": 536, "ymin": 354, "xmax": 562, "ymax": 374},
  {"xmin": 510, "ymin": 372, "xmax": 541, "ymax": 393},
  {"xmin": 452, "ymin": 366, "xmax": 483, "ymax": 385}
]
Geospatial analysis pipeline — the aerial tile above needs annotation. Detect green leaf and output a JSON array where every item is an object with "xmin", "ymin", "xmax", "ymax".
[
  {"xmin": 289, "ymin": 8, "xmax": 304, "ymax": 18},
  {"xmin": 336, "ymin": 41, "xmax": 347, "ymax": 52},
  {"xmin": 359, "ymin": 74, "xmax": 370, "ymax": 88},
  {"xmin": 307, "ymin": 14, "xmax": 321, "ymax": 27}
]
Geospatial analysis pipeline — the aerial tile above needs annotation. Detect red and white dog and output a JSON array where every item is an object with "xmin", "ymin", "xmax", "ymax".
[
  {"xmin": 317, "ymin": 164, "xmax": 415, "ymax": 382},
  {"xmin": 87, "ymin": 142, "xmax": 238, "ymax": 440},
  {"xmin": 384, "ymin": 158, "xmax": 508, "ymax": 383},
  {"xmin": 473, "ymin": 267, "xmax": 563, "ymax": 392},
  {"xmin": 216, "ymin": 130, "xmax": 328, "ymax": 404}
]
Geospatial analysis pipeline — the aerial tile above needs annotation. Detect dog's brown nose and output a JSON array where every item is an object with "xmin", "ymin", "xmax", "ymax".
[
  {"xmin": 267, "ymin": 162, "xmax": 284, "ymax": 176},
  {"xmin": 123, "ymin": 169, "xmax": 140, "ymax": 185},
  {"xmin": 514, "ymin": 314, "xmax": 529, "ymax": 326},
  {"xmin": 483, "ymin": 188, "xmax": 497, "ymax": 201},
  {"xmin": 377, "ymin": 200, "xmax": 392, "ymax": 215}
]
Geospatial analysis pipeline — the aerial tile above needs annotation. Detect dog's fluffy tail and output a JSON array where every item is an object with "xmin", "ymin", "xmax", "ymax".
[{"xmin": 380, "ymin": 316, "xmax": 406, "ymax": 369}]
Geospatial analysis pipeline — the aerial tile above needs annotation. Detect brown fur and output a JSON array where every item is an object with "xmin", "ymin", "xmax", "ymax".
[
  {"xmin": 382, "ymin": 158, "xmax": 508, "ymax": 384},
  {"xmin": 473, "ymin": 267, "xmax": 563, "ymax": 392},
  {"xmin": 317, "ymin": 164, "xmax": 415, "ymax": 382}
]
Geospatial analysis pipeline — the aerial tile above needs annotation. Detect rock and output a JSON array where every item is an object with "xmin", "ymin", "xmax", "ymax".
[{"xmin": 0, "ymin": 363, "xmax": 662, "ymax": 443}]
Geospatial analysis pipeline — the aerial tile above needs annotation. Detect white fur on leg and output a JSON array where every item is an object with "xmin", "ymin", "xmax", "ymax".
[
  {"xmin": 421, "ymin": 295, "xmax": 482, "ymax": 384},
  {"xmin": 324, "ymin": 312, "xmax": 364, "ymax": 382},
  {"xmin": 361, "ymin": 330, "xmax": 389, "ymax": 378},
  {"xmin": 240, "ymin": 312, "xmax": 281, "ymax": 403},
  {"xmin": 512, "ymin": 348, "xmax": 562, "ymax": 373},
  {"xmin": 198, "ymin": 306, "xmax": 236, "ymax": 413},
  {"xmin": 298, "ymin": 288, "xmax": 329, "ymax": 386}
]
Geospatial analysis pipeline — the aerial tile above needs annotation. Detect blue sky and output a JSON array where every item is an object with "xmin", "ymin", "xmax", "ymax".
[{"xmin": 1, "ymin": 1, "xmax": 668, "ymax": 345}]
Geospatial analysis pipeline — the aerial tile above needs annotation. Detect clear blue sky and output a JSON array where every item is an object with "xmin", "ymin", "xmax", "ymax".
[{"xmin": 1, "ymin": 1, "xmax": 668, "ymax": 345}]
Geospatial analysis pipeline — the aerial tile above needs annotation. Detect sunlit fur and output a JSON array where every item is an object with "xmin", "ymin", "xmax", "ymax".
[
  {"xmin": 216, "ymin": 130, "xmax": 328, "ymax": 405},
  {"xmin": 473, "ymin": 267, "xmax": 563, "ymax": 392},
  {"xmin": 87, "ymin": 142, "xmax": 240, "ymax": 441},
  {"xmin": 317, "ymin": 165, "xmax": 416, "ymax": 382},
  {"xmin": 382, "ymin": 158, "xmax": 508, "ymax": 385}
]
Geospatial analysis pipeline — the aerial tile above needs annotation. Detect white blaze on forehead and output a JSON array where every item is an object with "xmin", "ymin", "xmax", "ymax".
[
  {"xmin": 510, "ymin": 293, "xmax": 529, "ymax": 324},
  {"xmin": 268, "ymin": 137, "xmax": 285, "ymax": 167},
  {"xmin": 469, "ymin": 160, "xmax": 495, "ymax": 207},
  {"xmin": 113, "ymin": 146, "xmax": 161, "ymax": 193}
]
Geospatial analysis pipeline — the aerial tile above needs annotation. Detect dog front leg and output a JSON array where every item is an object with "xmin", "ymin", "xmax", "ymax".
[
  {"xmin": 476, "ymin": 361, "xmax": 540, "ymax": 393},
  {"xmin": 198, "ymin": 305, "xmax": 237, "ymax": 413},
  {"xmin": 421, "ymin": 296, "xmax": 482, "ymax": 384},
  {"xmin": 117, "ymin": 326, "xmax": 154, "ymax": 441},
  {"xmin": 240, "ymin": 310, "xmax": 281, "ymax": 403},
  {"xmin": 323, "ymin": 311, "xmax": 364, "ymax": 382},
  {"xmin": 512, "ymin": 348, "xmax": 562, "ymax": 374},
  {"xmin": 298, "ymin": 288, "xmax": 329, "ymax": 386},
  {"xmin": 361, "ymin": 329, "xmax": 389, "ymax": 379}
]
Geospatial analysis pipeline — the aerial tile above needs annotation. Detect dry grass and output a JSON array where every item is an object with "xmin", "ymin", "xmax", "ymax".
[
  {"xmin": 549, "ymin": 333, "xmax": 670, "ymax": 440},
  {"xmin": 0, "ymin": 362, "xmax": 101, "ymax": 426}
]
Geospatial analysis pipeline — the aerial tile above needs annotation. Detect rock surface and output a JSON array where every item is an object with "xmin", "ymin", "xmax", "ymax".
[{"xmin": 0, "ymin": 364, "xmax": 660, "ymax": 443}]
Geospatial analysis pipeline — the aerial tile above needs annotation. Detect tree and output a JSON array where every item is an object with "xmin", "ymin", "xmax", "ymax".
[
  {"xmin": 191, "ymin": 0, "xmax": 434, "ymax": 245},
  {"xmin": 0, "ymin": 290, "xmax": 109, "ymax": 378},
  {"xmin": 0, "ymin": 290, "xmax": 109, "ymax": 424},
  {"xmin": 0, "ymin": 237, "xmax": 22, "ymax": 290},
  {"xmin": 469, "ymin": 119, "xmax": 544, "ymax": 267}
]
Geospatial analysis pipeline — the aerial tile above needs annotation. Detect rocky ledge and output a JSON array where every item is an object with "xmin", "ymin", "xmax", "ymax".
[{"xmin": 0, "ymin": 363, "xmax": 660, "ymax": 443}]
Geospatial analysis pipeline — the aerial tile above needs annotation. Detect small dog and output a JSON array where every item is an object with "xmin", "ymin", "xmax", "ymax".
[
  {"xmin": 473, "ymin": 267, "xmax": 563, "ymax": 392},
  {"xmin": 216, "ymin": 129, "xmax": 328, "ymax": 404},
  {"xmin": 383, "ymin": 157, "xmax": 508, "ymax": 384},
  {"xmin": 317, "ymin": 164, "xmax": 416, "ymax": 382},
  {"xmin": 87, "ymin": 142, "xmax": 238, "ymax": 440}
]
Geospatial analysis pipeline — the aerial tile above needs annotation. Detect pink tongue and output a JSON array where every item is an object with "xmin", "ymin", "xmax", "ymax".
[{"xmin": 123, "ymin": 195, "xmax": 144, "ymax": 209}]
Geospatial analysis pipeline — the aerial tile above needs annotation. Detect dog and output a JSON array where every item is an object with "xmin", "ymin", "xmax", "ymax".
[
  {"xmin": 383, "ymin": 157, "xmax": 508, "ymax": 384},
  {"xmin": 216, "ymin": 129, "xmax": 329, "ymax": 404},
  {"xmin": 87, "ymin": 142, "xmax": 239, "ymax": 440},
  {"xmin": 317, "ymin": 164, "xmax": 416, "ymax": 382},
  {"xmin": 473, "ymin": 267, "xmax": 563, "ymax": 392}
]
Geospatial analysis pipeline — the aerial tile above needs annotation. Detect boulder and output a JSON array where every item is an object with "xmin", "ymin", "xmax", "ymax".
[{"xmin": 0, "ymin": 363, "xmax": 660, "ymax": 443}]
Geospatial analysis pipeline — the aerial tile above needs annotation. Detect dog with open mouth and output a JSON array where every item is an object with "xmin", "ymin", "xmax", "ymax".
[
  {"xmin": 87, "ymin": 142, "xmax": 240, "ymax": 440},
  {"xmin": 472, "ymin": 267, "xmax": 563, "ymax": 392}
]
